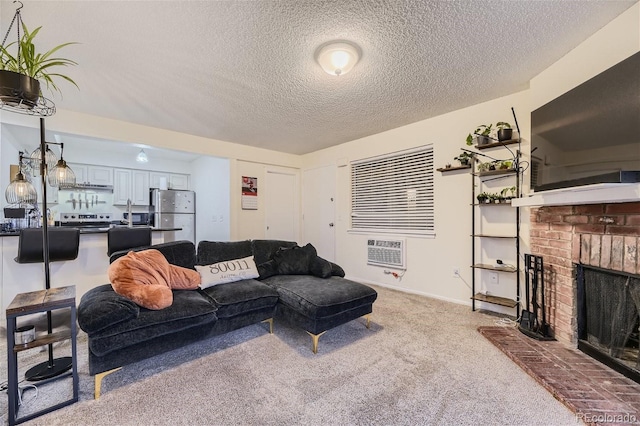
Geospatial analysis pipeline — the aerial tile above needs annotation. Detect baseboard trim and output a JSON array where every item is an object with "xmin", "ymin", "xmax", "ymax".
[{"xmin": 345, "ymin": 275, "xmax": 471, "ymax": 307}]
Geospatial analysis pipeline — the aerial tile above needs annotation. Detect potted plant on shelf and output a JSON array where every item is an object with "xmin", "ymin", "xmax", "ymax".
[
  {"xmin": 0, "ymin": 22, "xmax": 78, "ymax": 108},
  {"xmin": 500, "ymin": 186, "xmax": 517, "ymax": 201},
  {"xmin": 496, "ymin": 122, "xmax": 513, "ymax": 141},
  {"xmin": 476, "ymin": 192, "xmax": 489, "ymax": 203},
  {"xmin": 454, "ymin": 151, "xmax": 474, "ymax": 167},
  {"xmin": 498, "ymin": 160, "xmax": 513, "ymax": 170},
  {"xmin": 466, "ymin": 124, "xmax": 493, "ymax": 146}
]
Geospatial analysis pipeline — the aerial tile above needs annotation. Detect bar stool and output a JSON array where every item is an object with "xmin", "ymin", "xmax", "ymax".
[
  {"xmin": 15, "ymin": 228, "xmax": 80, "ymax": 263},
  {"xmin": 12, "ymin": 227, "xmax": 81, "ymax": 383},
  {"xmin": 107, "ymin": 227, "xmax": 152, "ymax": 257}
]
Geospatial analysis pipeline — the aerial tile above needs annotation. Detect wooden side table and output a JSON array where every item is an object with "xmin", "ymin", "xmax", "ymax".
[{"xmin": 5, "ymin": 286, "xmax": 79, "ymax": 425}]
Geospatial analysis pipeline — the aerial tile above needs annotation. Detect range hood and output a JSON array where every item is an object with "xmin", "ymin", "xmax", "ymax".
[{"xmin": 60, "ymin": 183, "xmax": 114, "ymax": 192}]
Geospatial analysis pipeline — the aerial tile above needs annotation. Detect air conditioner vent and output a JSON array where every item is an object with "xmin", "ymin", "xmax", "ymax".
[{"xmin": 367, "ymin": 238, "xmax": 405, "ymax": 269}]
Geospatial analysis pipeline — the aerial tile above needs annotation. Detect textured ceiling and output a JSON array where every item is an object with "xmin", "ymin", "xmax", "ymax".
[{"xmin": 0, "ymin": 0, "xmax": 636, "ymax": 155}]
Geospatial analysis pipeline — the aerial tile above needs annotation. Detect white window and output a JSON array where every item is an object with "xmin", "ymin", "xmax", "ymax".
[{"xmin": 351, "ymin": 145, "xmax": 434, "ymax": 235}]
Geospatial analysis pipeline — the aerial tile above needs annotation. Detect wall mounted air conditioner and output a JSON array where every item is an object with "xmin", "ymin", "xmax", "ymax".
[{"xmin": 367, "ymin": 238, "xmax": 406, "ymax": 269}]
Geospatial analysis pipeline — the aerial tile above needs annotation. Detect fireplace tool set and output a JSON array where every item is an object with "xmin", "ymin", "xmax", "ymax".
[{"xmin": 519, "ymin": 254, "xmax": 554, "ymax": 340}]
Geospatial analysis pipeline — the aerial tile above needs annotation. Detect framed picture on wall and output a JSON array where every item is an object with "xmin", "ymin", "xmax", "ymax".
[{"xmin": 241, "ymin": 176, "xmax": 258, "ymax": 210}]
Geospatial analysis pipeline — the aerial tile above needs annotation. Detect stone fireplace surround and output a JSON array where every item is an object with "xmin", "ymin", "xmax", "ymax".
[{"xmin": 529, "ymin": 201, "xmax": 640, "ymax": 345}]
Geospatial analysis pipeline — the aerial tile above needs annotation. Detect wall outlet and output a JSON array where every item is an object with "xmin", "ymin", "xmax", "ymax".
[{"xmin": 489, "ymin": 272, "xmax": 499, "ymax": 285}]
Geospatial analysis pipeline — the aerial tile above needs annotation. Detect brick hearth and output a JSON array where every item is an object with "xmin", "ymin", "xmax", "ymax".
[{"xmin": 529, "ymin": 201, "xmax": 640, "ymax": 345}]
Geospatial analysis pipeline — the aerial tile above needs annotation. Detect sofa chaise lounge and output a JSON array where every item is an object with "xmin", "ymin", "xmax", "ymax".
[{"xmin": 77, "ymin": 239, "xmax": 377, "ymax": 398}]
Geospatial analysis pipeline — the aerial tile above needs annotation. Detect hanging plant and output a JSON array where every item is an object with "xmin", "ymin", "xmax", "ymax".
[{"xmin": 0, "ymin": 6, "xmax": 78, "ymax": 109}]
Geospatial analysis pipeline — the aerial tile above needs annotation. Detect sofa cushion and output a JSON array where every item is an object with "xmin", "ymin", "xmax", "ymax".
[
  {"xmin": 196, "ymin": 256, "xmax": 260, "ymax": 289},
  {"xmin": 88, "ymin": 289, "xmax": 217, "ymax": 357},
  {"xmin": 262, "ymin": 275, "xmax": 378, "ymax": 319},
  {"xmin": 197, "ymin": 240, "xmax": 253, "ymax": 265},
  {"xmin": 110, "ymin": 240, "xmax": 197, "ymax": 270},
  {"xmin": 273, "ymin": 243, "xmax": 317, "ymax": 275},
  {"xmin": 200, "ymin": 279, "xmax": 279, "ymax": 319},
  {"xmin": 78, "ymin": 284, "xmax": 140, "ymax": 335}
]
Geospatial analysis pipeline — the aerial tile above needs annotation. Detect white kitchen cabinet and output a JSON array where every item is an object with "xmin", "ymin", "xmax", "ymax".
[
  {"xmin": 132, "ymin": 170, "xmax": 150, "ymax": 205},
  {"xmin": 35, "ymin": 181, "xmax": 59, "ymax": 204},
  {"xmin": 114, "ymin": 169, "xmax": 150, "ymax": 206},
  {"xmin": 169, "ymin": 173, "xmax": 189, "ymax": 190},
  {"xmin": 47, "ymin": 185, "xmax": 58, "ymax": 204},
  {"xmin": 67, "ymin": 164, "xmax": 113, "ymax": 185},
  {"xmin": 68, "ymin": 163, "xmax": 87, "ymax": 184},
  {"xmin": 149, "ymin": 172, "xmax": 168, "ymax": 189},
  {"xmin": 88, "ymin": 166, "xmax": 113, "ymax": 186},
  {"xmin": 113, "ymin": 169, "xmax": 132, "ymax": 205},
  {"xmin": 150, "ymin": 172, "xmax": 189, "ymax": 190}
]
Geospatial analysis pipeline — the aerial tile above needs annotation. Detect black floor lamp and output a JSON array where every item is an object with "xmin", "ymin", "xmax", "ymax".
[
  {"xmin": 5, "ymin": 118, "xmax": 77, "ymax": 380},
  {"xmin": 1, "ymin": 0, "xmax": 78, "ymax": 381},
  {"xmin": 26, "ymin": 118, "xmax": 76, "ymax": 380}
]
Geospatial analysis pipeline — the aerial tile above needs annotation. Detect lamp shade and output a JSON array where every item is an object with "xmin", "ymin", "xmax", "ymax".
[
  {"xmin": 5, "ymin": 171, "xmax": 37, "ymax": 204},
  {"xmin": 48, "ymin": 159, "xmax": 76, "ymax": 188},
  {"xmin": 30, "ymin": 146, "xmax": 58, "ymax": 171},
  {"xmin": 315, "ymin": 41, "xmax": 361, "ymax": 76}
]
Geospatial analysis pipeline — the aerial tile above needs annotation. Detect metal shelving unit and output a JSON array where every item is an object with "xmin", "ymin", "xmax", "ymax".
[{"xmin": 469, "ymin": 111, "xmax": 522, "ymax": 317}]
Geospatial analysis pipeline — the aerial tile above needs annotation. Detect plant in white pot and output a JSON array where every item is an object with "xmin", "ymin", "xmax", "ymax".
[{"xmin": 0, "ymin": 22, "xmax": 77, "ymax": 108}]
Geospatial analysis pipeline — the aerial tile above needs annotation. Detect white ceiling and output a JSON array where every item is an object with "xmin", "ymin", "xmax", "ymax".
[{"xmin": 1, "ymin": 0, "xmax": 636, "ymax": 155}]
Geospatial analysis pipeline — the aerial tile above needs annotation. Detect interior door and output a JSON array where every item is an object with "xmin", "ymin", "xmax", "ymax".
[
  {"xmin": 303, "ymin": 165, "xmax": 336, "ymax": 261},
  {"xmin": 265, "ymin": 170, "xmax": 298, "ymax": 242}
]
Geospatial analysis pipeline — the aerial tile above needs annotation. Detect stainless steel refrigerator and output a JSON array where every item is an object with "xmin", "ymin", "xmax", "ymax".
[{"xmin": 150, "ymin": 189, "xmax": 196, "ymax": 243}]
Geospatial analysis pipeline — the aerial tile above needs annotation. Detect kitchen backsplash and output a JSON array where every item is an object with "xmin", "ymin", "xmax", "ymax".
[{"xmin": 54, "ymin": 189, "xmax": 147, "ymax": 221}]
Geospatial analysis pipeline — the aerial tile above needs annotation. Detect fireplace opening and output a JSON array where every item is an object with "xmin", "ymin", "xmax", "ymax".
[{"xmin": 577, "ymin": 264, "xmax": 640, "ymax": 383}]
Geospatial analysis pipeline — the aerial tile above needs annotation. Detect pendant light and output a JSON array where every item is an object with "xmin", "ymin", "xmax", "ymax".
[
  {"xmin": 30, "ymin": 145, "xmax": 58, "ymax": 171},
  {"xmin": 136, "ymin": 149, "xmax": 149, "ymax": 163},
  {"xmin": 5, "ymin": 153, "xmax": 37, "ymax": 204},
  {"xmin": 48, "ymin": 145, "xmax": 76, "ymax": 188}
]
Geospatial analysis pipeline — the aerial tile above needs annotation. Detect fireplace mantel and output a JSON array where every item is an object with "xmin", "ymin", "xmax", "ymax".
[{"xmin": 513, "ymin": 183, "xmax": 640, "ymax": 207}]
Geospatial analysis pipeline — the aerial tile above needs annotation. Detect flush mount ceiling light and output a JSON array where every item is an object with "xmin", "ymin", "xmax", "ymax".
[
  {"xmin": 315, "ymin": 41, "xmax": 361, "ymax": 76},
  {"xmin": 136, "ymin": 149, "xmax": 149, "ymax": 163}
]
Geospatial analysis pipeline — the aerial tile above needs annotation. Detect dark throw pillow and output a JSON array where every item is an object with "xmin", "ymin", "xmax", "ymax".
[
  {"xmin": 257, "ymin": 259, "xmax": 279, "ymax": 280},
  {"xmin": 310, "ymin": 256, "xmax": 332, "ymax": 278},
  {"xmin": 329, "ymin": 261, "xmax": 346, "ymax": 277},
  {"xmin": 274, "ymin": 243, "xmax": 317, "ymax": 275}
]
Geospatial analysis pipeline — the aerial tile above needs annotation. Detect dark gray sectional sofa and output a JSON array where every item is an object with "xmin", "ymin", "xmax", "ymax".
[{"xmin": 77, "ymin": 239, "xmax": 377, "ymax": 398}]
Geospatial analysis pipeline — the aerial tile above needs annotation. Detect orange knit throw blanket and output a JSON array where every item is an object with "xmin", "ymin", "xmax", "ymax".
[{"xmin": 108, "ymin": 249, "xmax": 201, "ymax": 310}]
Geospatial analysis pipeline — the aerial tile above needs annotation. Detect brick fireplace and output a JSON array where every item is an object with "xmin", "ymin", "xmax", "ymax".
[{"xmin": 529, "ymin": 201, "xmax": 640, "ymax": 345}]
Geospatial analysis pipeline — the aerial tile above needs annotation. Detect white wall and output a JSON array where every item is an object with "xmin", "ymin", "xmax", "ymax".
[
  {"xmin": 192, "ymin": 156, "xmax": 231, "ymax": 243},
  {"xmin": 530, "ymin": 3, "xmax": 639, "ymax": 110},
  {"xmin": 302, "ymin": 91, "xmax": 531, "ymax": 307}
]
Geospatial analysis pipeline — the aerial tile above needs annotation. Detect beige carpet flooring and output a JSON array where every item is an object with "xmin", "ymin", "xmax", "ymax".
[{"xmin": 0, "ymin": 285, "xmax": 577, "ymax": 425}]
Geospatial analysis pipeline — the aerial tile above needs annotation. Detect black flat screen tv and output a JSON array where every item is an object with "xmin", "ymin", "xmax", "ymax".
[{"xmin": 530, "ymin": 51, "xmax": 640, "ymax": 192}]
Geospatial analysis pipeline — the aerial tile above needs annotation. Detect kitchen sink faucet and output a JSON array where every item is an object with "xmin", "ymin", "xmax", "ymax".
[{"xmin": 127, "ymin": 199, "xmax": 133, "ymax": 228}]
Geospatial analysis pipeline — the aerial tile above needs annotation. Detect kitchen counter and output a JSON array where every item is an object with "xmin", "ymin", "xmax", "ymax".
[
  {"xmin": 0, "ymin": 226, "xmax": 182, "ymax": 237},
  {"xmin": 0, "ymin": 227, "xmax": 188, "ymax": 320}
]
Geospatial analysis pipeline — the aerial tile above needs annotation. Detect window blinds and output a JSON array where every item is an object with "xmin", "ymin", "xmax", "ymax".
[{"xmin": 351, "ymin": 145, "xmax": 434, "ymax": 235}]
